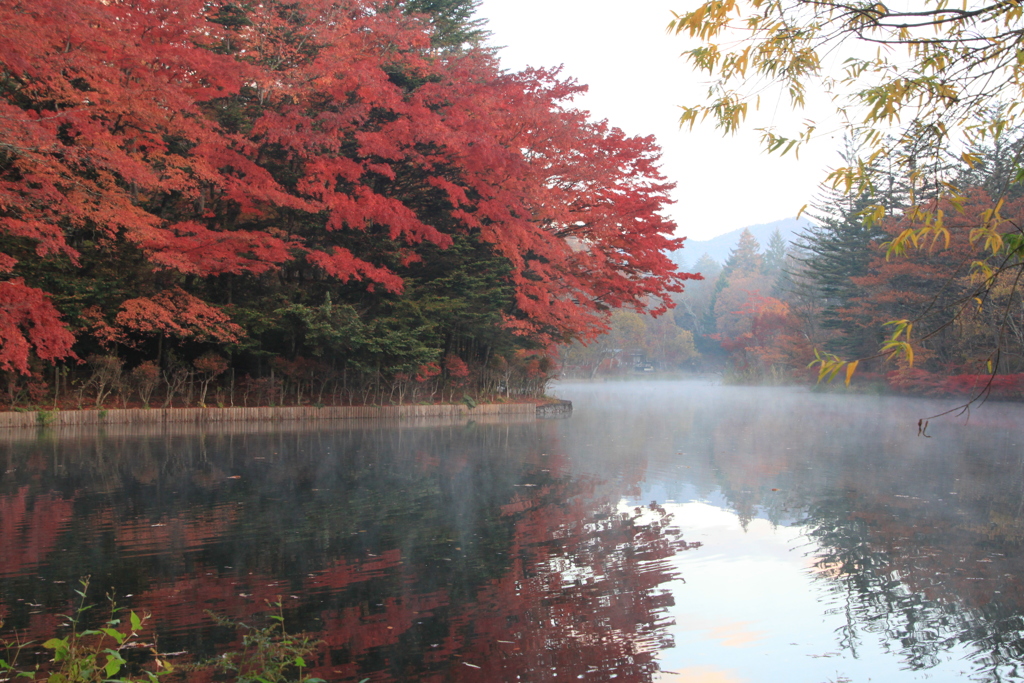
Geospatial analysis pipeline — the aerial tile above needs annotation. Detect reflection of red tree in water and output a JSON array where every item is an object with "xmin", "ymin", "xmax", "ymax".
[
  {"xmin": 422, "ymin": 495, "xmax": 688, "ymax": 682},
  {"xmin": 1, "ymin": 449, "xmax": 694, "ymax": 682},
  {"xmin": 101, "ymin": 504, "xmax": 241, "ymax": 559},
  {"xmin": 0, "ymin": 487, "xmax": 74, "ymax": 579},
  {"xmin": 231, "ymin": 479, "xmax": 685, "ymax": 681},
  {"xmin": 0, "ymin": 487, "xmax": 74, "ymax": 627}
]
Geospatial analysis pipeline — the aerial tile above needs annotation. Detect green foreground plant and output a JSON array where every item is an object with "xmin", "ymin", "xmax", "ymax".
[
  {"xmin": 1, "ymin": 577, "xmax": 169, "ymax": 682},
  {"xmin": 206, "ymin": 602, "xmax": 324, "ymax": 683},
  {"xmin": 1, "ymin": 584, "xmax": 323, "ymax": 683}
]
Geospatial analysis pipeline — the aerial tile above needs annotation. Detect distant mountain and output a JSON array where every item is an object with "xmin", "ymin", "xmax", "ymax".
[{"xmin": 670, "ymin": 217, "xmax": 813, "ymax": 269}]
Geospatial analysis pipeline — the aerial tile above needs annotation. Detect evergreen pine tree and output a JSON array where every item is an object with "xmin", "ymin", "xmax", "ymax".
[
  {"xmin": 795, "ymin": 188, "xmax": 888, "ymax": 356},
  {"xmin": 763, "ymin": 229, "xmax": 786, "ymax": 275},
  {"xmin": 722, "ymin": 229, "xmax": 763, "ymax": 275},
  {"xmin": 706, "ymin": 229, "xmax": 763, "ymax": 334},
  {"xmin": 762, "ymin": 228, "xmax": 788, "ymax": 295},
  {"xmin": 402, "ymin": 0, "xmax": 489, "ymax": 50},
  {"xmin": 673, "ymin": 252, "xmax": 721, "ymax": 338},
  {"xmin": 794, "ymin": 136, "xmax": 909, "ymax": 357}
]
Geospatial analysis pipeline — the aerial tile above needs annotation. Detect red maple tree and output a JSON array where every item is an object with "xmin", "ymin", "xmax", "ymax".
[{"xmin": 0, "ymin": 0, "xmax": 694, "ymax": 383}]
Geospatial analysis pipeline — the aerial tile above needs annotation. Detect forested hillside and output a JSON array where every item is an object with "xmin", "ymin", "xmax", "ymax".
[
  {"xmin": 669, "ymin": 135, "xmax": 1024, "ymax": 399},
  {"xmin": 0, "ymin": 0, "xmax": 695, "ymax": 409}
]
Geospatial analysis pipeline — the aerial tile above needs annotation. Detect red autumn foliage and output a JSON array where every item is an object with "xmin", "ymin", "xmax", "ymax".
[
  {"xmin": 141, "ymin": 222, "xmax": 298, "ymax": 277},
  {"xmin": 717, "ymin": 188, "xmax": 1024, "ymax": 391},
  {"xmin": 0, "ymin": 0, "xmax": 693, "ymax": 377},
  {"xmin": 415, "ymin": 362, "xmax": 442, "ymax": 382},
  {"xmin": 443, "ymin": 353, "xmax": 470, "ymax": 379},
  {"xmin": 716, "ymin": 293, "xmax": 809, "ymax": 375},
  {"xmin": 0, "ymin": 279, "xmax": 76, "ymax": 373},
  {"xmin": 113, "ymin": 288, "xmax": 243, "ymax": 345},
  {"xmin": 193, "ymin": 352, "xmax": 228, "ymax": 378},
  {"xmin": 842, "ymin": 189, "xmax": 1022, "ymax": 368},
  {"xmin": 887, "ymin": 368, "xmax": 1024, "ymax": 399}
]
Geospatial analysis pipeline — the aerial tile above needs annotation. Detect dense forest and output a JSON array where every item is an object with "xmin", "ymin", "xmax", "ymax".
[
  {"xmin": 8, "ymin": 0, "xmax": 1021, "ymax": 407},
  {"xmin": 656, "ymin": 134, "xmax": 1024, "ymax": 398},
  {"xmin": 0, "ymin": 0, "xmax": 695, "ymax": 409}
]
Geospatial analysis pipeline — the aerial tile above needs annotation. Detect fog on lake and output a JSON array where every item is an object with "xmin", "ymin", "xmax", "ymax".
[{"xmin": 2, "ymin": 379, "xmax": 1024, "ymax": 682}]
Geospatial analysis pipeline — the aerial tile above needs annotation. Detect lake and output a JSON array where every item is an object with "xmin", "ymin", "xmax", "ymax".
[{"xmin": 2, "ymin": 379, "xmax": 1024, "ymax": 682}]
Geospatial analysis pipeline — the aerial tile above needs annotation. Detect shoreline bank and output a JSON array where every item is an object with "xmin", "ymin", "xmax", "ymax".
[{"xmin": 0, "ymin": 401, "xmax": 572, "ymax": 430}]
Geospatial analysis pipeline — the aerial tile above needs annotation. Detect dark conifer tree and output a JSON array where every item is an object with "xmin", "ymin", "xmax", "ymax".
[
  {"xmin": 795, "ymin": 190, "xmax": 888, "ymax": 356},
  {"xmin": 401, "ymin": 0, "xmax": 489, "ymax": 50},
  {"xmin": 793, "ymin": 137, "xmax": 907, "ymax": 357},
  {"xmin": 673, "ymin": 252, "xmax": 721, "ymax": 338}
]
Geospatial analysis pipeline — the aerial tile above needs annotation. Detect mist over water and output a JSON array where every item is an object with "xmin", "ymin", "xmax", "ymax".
[
  {"xmin": 2, "ymin": 380, "xmax": 1024, "ymax": 681},
  {"xmin": 552, "ymin": 379, "xmax": 1024, "ymax": 682}
]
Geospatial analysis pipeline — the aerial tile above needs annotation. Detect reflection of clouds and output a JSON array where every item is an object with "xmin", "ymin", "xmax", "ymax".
[
  {"xmin": 671, "ymin": 613, "xmax": 768, "ymax": 648},
  {"xmin": 655, "ymin": 665, "xmax": 749, "ymax": 682},
  {"xmin": 704, "ymin": 622, "xmax": 767, "ymax": 648}
]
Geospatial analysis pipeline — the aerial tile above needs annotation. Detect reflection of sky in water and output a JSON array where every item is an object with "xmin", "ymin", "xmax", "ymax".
[
  {"xmin": 634, "ymin": 498, "xmax": 974, "ymax": 682},
  {"xmin": 552, "ymin": 379, "xmax": 1024, "ymax": 683}
]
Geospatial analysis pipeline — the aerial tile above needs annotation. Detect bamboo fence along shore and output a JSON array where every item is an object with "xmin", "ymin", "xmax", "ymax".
[
  {"xmin": 0, "ymin": 402, "xmax": 538, "ymax": 430},
  {"xmin": 0, "ymin": 413, "xmax": 539, "ymax": 445}
]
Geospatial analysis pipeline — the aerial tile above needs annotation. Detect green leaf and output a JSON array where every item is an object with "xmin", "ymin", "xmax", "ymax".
[
  {"xmin": 100, "ymin": 627, "xmax": 126, "ymax": 645},
  {"xmin": 42, "ymin": 638, "xmax": 66, "ymax": 650},
  {"xmin": 104, "ymin": 655, "xmax": 123, "ymax": 679},
  {"xmin": 294, "ymin": 656, "xmax": 306, "ymax": 667},
  {"xmin": 130, "ymin": 611, "xmax": 142, "ymax": 632}
]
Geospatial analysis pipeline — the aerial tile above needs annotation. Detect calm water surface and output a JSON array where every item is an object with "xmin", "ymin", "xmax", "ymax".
[{"xmin": 2, "ymin": 379, "xmax": 1024, "ymax": 682}]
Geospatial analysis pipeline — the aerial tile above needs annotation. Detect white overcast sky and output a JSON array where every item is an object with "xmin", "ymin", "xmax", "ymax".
[{"xmin": 475, "ymin": 0, "xmax": 844, "ymax": 242}]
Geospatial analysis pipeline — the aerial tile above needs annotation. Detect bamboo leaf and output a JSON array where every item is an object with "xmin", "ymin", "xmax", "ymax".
[{"xmin": 845, "ymin": 360, "xmax": 859, "ymax": 386}]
